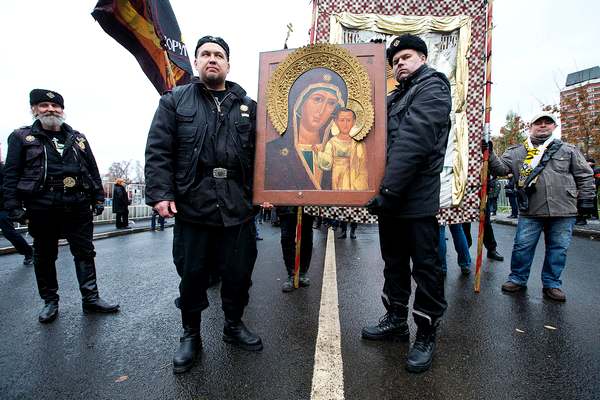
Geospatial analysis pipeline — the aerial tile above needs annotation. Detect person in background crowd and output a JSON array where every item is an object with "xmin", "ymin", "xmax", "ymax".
[
  {"xmin": 3, "ymin": 89, "xmax": 119, "ymax": 324},
  {"xmin": 338, "ymin": 220, "xmax": 357, "ymax": 239},
  {"xmin": 592, "ymin": 158, "xmax": 600, "ymax": 219},
  {"xmin": 487, "ymin": 112, "xmax": 595, "ymax": 301},
  {"xmin": 505, "ymin": 173, "xmax": 519, "ymax": 218},
  {"xmin": 487, "ymin": 176, "xmax": 500, "ymax": 216},
  {"xmin": 151, "ymin": 208, "xmax": 165, "ymax": 231},
  {"xmin": 277, "ymin": 206, "xmax": 314, "ymax": 292},
  {"xmin": 112, "ymin": 178, "xmax": 130, "ymax": 229},
  {"xmin": 575, "ymin": 157, "xmax": 598, "ymax": 223},
  {"xmin": 0, "ymin": 162, "xmax": 34, "ymax": 266},
  {"xmin": 439, "ymin": 223, "xmax": 471, "ymax": 276}
]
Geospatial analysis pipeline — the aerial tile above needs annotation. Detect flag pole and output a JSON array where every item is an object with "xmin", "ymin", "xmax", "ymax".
[
  {"xmin": 475, "ymin": 0, "xmax": 494, "ymax": 293},
  {"xmin": 293, "ymin": 206, "xmax": 304, "ymax": 288}
]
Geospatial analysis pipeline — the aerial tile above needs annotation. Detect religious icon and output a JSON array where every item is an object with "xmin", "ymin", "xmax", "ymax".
[{"xmin": 254, "ymin": 43, "xmax": 386, "ymax": 206}]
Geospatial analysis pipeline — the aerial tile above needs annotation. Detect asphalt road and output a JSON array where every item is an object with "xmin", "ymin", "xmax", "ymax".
[{"xmin": 1, "ymin": 222, "xmax": 599, "ymax": 400}]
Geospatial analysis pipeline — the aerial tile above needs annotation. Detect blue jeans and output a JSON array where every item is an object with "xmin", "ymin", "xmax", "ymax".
[
  {"xmin": 439, "ymin": 224, "xmax": 471, "ymax": 272},
  {"xmin": 509, "ymin": 217, "xmax": 575, "ymax": 288}
]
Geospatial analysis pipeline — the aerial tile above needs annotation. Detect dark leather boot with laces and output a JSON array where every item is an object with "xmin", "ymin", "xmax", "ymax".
[
  {"xmin": 173, "ymin": 312, "xmax": 202, "ymax": 374},
  {"xmin": 361, "ymin": 305, "xmax": 409, "ymax": 341},
  {"xmin": 406, "ymin": 315, "xmax": 438, "ymax": 373}
]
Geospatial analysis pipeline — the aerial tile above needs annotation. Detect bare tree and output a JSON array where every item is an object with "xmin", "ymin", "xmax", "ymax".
[
  {"xmin": 133, "ymin": 160, "xmax": 145, "ymax": 184},
  {"xmin": 105, "ymin": 160, "xmax": 132, "ymax": 182}
]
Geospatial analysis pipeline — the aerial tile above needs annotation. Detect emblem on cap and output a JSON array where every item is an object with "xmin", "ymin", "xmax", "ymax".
[
  {"xmin": 46, "ymin": 92, "xmax": 55, "ymax": 99},
  {"xmin": 25, "ymin": 135, "xmax": 35, "ymax": 142},
  {"xmin": 240, "ymin": 104, "xmax": 249, "ymax": 112},
  {"xmin": 280, "ymin": 148, "xmax": 289, "ymax": 156},
  {"xmin": 63, "ymin": 177, "xmax": 76, "ymax": 188}
]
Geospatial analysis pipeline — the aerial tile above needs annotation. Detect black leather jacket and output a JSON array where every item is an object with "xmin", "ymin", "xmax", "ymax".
[
  {"xmin": 3, "ymin": 120, "xmax": 104, "ymax": 210},
  {"xmin": 144, "ymin": 78, "xmax": 256, "ymax": 226},
  {"xmin": 379, "ymin": 65, "xmax": 452, "ymax": 218}
]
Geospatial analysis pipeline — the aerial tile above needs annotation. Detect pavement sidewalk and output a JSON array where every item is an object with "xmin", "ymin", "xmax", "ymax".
[
  {"xmin": 0, "ymin": 218, "xmax": 174, "ymax": 255},
  {"xmin": 492, "ymin": 212, "xmax": 600, "ymax": 240}
]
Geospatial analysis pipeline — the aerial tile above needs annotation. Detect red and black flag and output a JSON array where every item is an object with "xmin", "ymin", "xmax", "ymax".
[{"xmin": 92, "ymin": 0, "xmax": 193, "ymax": 94}]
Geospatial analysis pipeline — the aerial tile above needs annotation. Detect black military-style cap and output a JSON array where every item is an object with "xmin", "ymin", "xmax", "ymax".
[
  {"xmin": 195, "ymin": 35, "xmax": 230, "ymax": 59},
  {"xmin": 29, "ymin": 89, "xmax": 64, "ymax": 108},
  {"xmin": 386, "ymin": 34, "xmax": 428, "ymax": 66}
]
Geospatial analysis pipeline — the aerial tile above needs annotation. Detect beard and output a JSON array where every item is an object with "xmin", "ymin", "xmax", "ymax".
[{"xmin": 36, "ymin": 113, "xmax": 65, "ymax": 130}]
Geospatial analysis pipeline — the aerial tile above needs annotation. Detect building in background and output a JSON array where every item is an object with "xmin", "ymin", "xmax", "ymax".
[{"xmin": 560, "ymin": 66, "xmax": 600, "ymax": 160}]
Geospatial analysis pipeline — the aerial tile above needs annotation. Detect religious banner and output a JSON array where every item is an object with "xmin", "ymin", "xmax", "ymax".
[
  {"xmin": 308, "ymin": 0, "xmax": 488, "ymax": 225},
  {"xmin": 91, "ymin": 0, "xmax": 192, "ymax": 94},
  {"xmin": 253, "ymin": 43, "xmax": 387, "ymax": 206}
]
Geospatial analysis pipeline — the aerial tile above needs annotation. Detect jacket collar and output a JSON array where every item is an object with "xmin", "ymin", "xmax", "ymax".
[
  {"xmin": 393, "ymin": 64, "xmax": 451, "ymax": 94},
  {"xmin": 30, "ymin": 119, "xmax": 78, "ymax": 149},
  {"xmin": 191, "ymin": 76, "xmax": 247, "ymax": 100}
]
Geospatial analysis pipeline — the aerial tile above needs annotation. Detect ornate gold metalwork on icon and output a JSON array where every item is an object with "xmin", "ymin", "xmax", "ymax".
[{"xmin": 266, "ymin": 43, "xmax": 374, "ymax": 140}]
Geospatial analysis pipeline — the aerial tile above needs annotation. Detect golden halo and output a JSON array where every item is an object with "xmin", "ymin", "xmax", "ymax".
[{"xmin": 266, "ymin": 43, "xmax": 374, "ymax": 137}]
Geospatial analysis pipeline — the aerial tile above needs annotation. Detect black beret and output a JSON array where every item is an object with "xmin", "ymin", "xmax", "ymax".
[
  {"xmin": 194, "ymin": 35, "xmax": 230, "ymax": 59},
  {"xmin": 29, "ymin": 89, "xmax": 64, "ymax": 108},
  {"xmin": 386, "ymin": 34, "xmax": 428, "ymax": 66}
]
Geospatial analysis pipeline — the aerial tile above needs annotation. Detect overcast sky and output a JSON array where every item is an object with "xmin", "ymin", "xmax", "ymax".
[{"xmin": 1, "ymin": 0, "xmax": 598, "ymax": 174}]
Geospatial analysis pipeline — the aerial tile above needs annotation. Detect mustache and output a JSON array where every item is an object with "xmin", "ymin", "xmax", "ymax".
[{"xmin": 35, "ymin": 113, "xmax": 65, "ymax": 128}]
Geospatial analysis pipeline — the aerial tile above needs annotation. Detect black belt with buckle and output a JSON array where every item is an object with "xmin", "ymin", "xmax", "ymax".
[
  {"xmin": 202, "ymin": 167, "xmax": 238, "ymax": 179},
  {"xmin": 45, "ymin": 176, "xmax": 79, "ymax": 191}
]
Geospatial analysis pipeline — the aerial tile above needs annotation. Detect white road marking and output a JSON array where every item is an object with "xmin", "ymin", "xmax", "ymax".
[{"xmin": 311, "ymin": 228, "xmax": 344, "ymax": 400}]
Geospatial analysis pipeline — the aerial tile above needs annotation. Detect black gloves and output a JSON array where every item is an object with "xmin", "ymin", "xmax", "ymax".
[
  {"xmin": 577, "ymin": 198, "xmax": 596, "ymax": 217},
  {"xmin": 481, "ymin": 139, "xmax": 493, "ymax": 153},
  {"xmin": 94, "ymin": 203, "xmax": 105, "ymax": 216},
  {"xmin": 365, "ymin": 195, "xmax": 385, "ymax": 215},
  {"xmin": 8, "ymin": 208, "xmax": 27, "ymax": 224}
]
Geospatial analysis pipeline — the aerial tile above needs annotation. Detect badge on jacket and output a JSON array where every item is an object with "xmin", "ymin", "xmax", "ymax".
[
  {"xmin": 25, "ymin": 135, "xmax": 35, "ymax": 142},
  {"xmin": 76, "ymin": 137, "xmax": 86, "ymax": 150}
]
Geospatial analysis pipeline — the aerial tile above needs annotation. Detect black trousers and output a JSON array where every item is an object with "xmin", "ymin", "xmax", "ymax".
[
  {"xmin": 27, "ymin": 205, "xmax": 97, "ymax": 303},
  {"xmin": 462, "ymin": 201, "xmax": 497, "ymax": 251},
  {"xmin": 378, "ymin": 215, "xmax": 447, "ymax": 322},
  {"xmin": 0, "ymin": 210, "xmax": 32, "ymax": 256},
  {"xmin": 172, "ymin": 218, "xmax": 257, "ymax": 320},
  {"xmin": 279, "ymin": 212, "xmax": 314, "ymax": 276},
  {"xmin": 115, "ymin": 210, "xmax": 129, "ymax": 228}
]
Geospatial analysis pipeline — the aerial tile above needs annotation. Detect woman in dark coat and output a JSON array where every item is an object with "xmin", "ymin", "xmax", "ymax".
[{"xmin": 112, "ymin": 178, "xmax": 129, "ymax": 228}]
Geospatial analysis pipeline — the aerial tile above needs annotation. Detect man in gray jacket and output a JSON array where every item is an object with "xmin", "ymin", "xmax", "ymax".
[{"xmin": 488, "ymin": 112, "xmax": 595, "ymax": 301}]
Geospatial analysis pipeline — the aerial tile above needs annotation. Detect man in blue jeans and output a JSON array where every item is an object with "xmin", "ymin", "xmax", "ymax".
[{"xmin": 487, "ymin": 112, "xmax": 595, "ymax": 301}]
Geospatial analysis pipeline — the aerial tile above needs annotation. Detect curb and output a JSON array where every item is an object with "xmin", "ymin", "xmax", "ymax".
[
  {"xmin": 0, "ymin": 225, "xmax": 173, "ymax": 255},
  {"xmin": 493, "ymin": 218, "xmax": 599, "ymax": 240}
]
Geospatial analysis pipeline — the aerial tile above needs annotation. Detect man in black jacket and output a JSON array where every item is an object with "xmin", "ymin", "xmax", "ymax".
[
  {"xmin": 3, "ymin": 89, "xmax": 119, "ymax": 324},
  {"xmin": 145, "ymin": 36, "xmax": 261, "ymax": 374},
  {"xmin": 362, "ymin": 35, "xmax": 452, "ymax": 373}
]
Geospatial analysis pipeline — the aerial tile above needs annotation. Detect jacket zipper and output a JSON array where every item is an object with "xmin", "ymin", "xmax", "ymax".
[{"xmin": 42, "ymin": 146, "xmax": 48, "ymax": 187}]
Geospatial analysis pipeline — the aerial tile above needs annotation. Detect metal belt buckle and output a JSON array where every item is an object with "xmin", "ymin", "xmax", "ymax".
[
  {"xmin": 63, "ymin": 177, "xmax": 76, "ymax": 188},
  {"xmin": 213, "ymin": 168, "xmax": 227, "ymax": 179}
]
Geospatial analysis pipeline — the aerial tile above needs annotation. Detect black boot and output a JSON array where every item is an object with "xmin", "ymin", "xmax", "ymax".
[
  {"xmin": 173, "ymin": 312, "xmax": 202, "ymax": 374},
  {"xmin": 406, "ymin": 315, "xmax": 438, "ymax": 373},
  {"xmin": 223, "ymin": 319, "xmax": 263, "ymax": 351},
  {"xmin": 361, "ymin": 300, "xmax": 409, "ymax": 341},
  {"xmin": 38, "ymin": 302, "xmax": 59, "ymax": 324},
  {"xmin": 76, "ymin": 259, "xmax": 120, "ymax": 313},
  {"xmin": 487, "ymin": 249, "xmax": 504, "ymax": 261}
]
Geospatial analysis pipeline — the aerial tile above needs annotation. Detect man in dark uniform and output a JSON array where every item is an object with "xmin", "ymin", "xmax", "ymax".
[
  {"xmin": 362, "ymin": 35, "xmax": 452, "ymax": 373},
  {"xmin": 145, "ymin": 36, "xmax": 261, "ymax": 375},
  {"xmin": 3, "ymin": 89, "xmax": 119, "ymax": 323}
]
